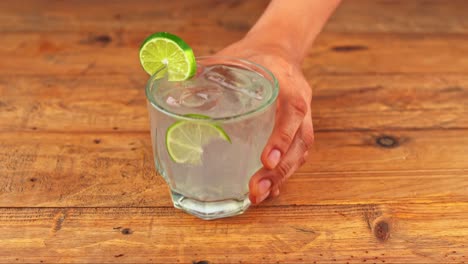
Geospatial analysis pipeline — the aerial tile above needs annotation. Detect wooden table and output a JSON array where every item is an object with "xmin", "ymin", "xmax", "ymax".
[{"xmin": 1, "ymin": 0, "xmax": 467, "ymax": 263}]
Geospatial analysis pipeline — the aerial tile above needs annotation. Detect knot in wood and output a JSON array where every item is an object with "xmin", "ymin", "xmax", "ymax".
[
  {"xmin": 121, "ymin": 228, "xmax": 133, "ymax": 235},
  {"xmin": 374, "ymin": 221, "xmax": 390, "ymax": 242},
  {"xmin": 93, "ymin": 34, "xmax": 112, "ymax": 44},
  {"xmin": 376, "ymin": 136, "xmax": 398, "ymax": 148}
]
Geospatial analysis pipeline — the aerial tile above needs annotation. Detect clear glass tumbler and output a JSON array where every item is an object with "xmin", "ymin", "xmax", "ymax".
[{"xmin": 145, "ymin": 56, "xmax": 278, "ymax": 220}]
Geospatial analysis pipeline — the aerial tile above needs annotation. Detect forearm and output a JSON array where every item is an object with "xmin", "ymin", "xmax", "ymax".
[{"xmin": 244, "ymin": 0, "xmax": 341, "ymax": 64}]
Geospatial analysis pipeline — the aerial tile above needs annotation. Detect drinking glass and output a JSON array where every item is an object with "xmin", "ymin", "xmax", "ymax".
[{"xmin": 145, "ymin": 56, "xmax": 278, "ymax": 220}]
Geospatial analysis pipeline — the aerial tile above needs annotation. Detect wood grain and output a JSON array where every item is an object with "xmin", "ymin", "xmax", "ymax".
[
  {"xmin": 0, "ymin": 0, "xmax": 267, "ymax": 33},
  {"xmin": 1, "ymin": 130, "xmax": 466, "ymax": 207},
  {"xmin": 327, "ymin": 0, "xmax": 468, "ymax": 33},
  {"xmin": 2, "ymin": 32, "xmax": 468, "ymax": 76},
  {"xmin": 311, "ymin": 74, "xmax": 468, "ymax": 131},
  {"xmin": 1, "ymin": 0, "xmax": 468, "ymax": 263},
  {"xmin": 1, "ymin": 74, "xmax": 467, "ymax": 132},
  {"xmin": 1, "ymin": 0, "xmax": 467, "ymax": 34},
  {"xmin": 0, "ymin": 203, "xmax": 467, "ymax": 263}
]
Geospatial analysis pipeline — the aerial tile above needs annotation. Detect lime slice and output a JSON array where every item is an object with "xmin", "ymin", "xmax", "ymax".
[
  {"xmin": 139, "ymin": 32, "xmax": 196, "ymax": 81},
  {"xmin": 166, "ymin": 119, "xmax": 231, "ymax": 165}
]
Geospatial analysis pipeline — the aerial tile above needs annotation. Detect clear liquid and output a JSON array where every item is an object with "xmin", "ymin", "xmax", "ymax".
[{"xmin": 147, "ymin": 63, "xmax": 276, "ymax": 219}]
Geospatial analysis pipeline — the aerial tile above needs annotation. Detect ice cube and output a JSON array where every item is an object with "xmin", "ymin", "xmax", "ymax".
[
  {"xmin": 166, "ymin": 96, "xmax": 180, "ymax": 107},
  {"xmin": 203, "ymin": 65, "xmax": 264, "ymax": 101},
  {"xmin": 179, "ymin": 86, "xmax": 222, "ymax": 110}
]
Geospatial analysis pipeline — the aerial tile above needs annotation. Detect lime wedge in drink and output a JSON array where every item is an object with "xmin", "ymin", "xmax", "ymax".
[
  {"xmin": 139, "ymin": 32, "xmax": 196, "ymax": 81},
  {"xmin": 166, "ymin": 118, "xmax": 231, "ymax": 165}
]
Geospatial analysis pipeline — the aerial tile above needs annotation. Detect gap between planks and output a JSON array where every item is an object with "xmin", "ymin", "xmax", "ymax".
[
  {"xmin": 2, "ymin": 201, "xmax": 468, "ymax": 210},
  {"xmin": 1, "ymin": 126, "xmax": 468, "ymax": 135}
]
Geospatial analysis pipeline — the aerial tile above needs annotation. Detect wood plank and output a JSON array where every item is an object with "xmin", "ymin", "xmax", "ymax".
[
  {"xmin": 0, "ymin": 0, "xmax": 266, "ymax": 33},
  {"xmin": 1, "ymin": 0, "xmax": 467, "ymax": 34},
  {"xmin": 1, "ymin": 131, "xmax": 466, "ymax": 207},
  {"xmin": 0, "ymin": 32, "xmax": 240, "ymax": 76},
  {"xmin": 327, "ymin": 0, "xmax": 468, "ymax": 34},
  {"xmin": 308, "ymin": 33, "xmax": 468, "ymax": 75},
  {"xmin": 2, "ymin": 32, "xmax": 468, "ymax": 76},
  {"xmin": 0, "ymin": 75, "xmax": 149, "ymax": 132},
  {"xmin": 0, "ymin": 203, "xmax": 467, "ymax": 263},
  {"xmin": 310, "ymin": 74, "xmax": 468, "ymax": 131},
  {"xmin": 1, "ymin": 74, "xmax": 467, "ymax": 132}
]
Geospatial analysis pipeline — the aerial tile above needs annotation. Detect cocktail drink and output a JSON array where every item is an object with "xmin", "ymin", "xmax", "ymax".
[{"xmin": 145, "ymin": 56, "xmax": 278, "ymax": 219}]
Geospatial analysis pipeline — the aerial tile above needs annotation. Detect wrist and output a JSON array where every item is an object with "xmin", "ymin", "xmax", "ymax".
[{"xmin": 240, "ymin": 0, "xmax": 341, "ymax": 65}]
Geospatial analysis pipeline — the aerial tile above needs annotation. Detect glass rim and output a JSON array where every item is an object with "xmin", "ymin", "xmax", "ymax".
[{"xmin": 145, "ymin": 56, "xmax": 279, "ymax": 122}]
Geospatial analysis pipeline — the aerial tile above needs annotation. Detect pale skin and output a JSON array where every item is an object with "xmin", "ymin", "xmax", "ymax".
[{"xmin": 218, "ymin": 0, "xmax": 341, "ymax": 204}]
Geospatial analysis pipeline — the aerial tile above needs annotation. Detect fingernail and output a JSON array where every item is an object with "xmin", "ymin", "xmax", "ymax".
[
  {"xmin": 255, "ymin": 190, "xmax": 271, "ymax": 204},
  {"xmin": 267, "ymin": 149, "xmax": 281, "ymax": 168},
  {"xmin": 257, "ymin": 179, "xmax": 272, "ymax": 195}
]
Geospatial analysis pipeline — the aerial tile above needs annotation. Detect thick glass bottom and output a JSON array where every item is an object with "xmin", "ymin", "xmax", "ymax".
[{"xmin": 170, "ymin": 190, "xmax": 251, "ymax": 220}]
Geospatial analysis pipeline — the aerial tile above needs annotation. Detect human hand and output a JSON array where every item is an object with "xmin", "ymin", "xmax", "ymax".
[{"xmin": 217, "ymin": 39, "xmax": 315, "ymax": 204}]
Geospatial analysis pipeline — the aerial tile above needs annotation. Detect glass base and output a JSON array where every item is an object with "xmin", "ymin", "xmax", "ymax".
[{"xmin": 170, "ymin": 190, "xmax": 251, "ymax": 220}]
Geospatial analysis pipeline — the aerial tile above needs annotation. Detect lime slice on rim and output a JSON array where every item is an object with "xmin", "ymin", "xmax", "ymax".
[
  {"xmin": 139, "ymin": 32, "xmax": 196, "ymax": 81},
  {"xmin": 166, "ymin": 118, "xmax": 231, "ymax": 165}
]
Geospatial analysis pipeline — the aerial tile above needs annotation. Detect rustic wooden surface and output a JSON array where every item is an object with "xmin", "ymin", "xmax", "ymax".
[{"xmin": 1, "ymin": 0, "xmax": 467, "ymax": 263}]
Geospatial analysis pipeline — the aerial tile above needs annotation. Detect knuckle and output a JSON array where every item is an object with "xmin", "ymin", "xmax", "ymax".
[
  {"xmin": 289, "ymin": 98, "xmax": 308, "ymax": 118},
  {"xmin": 276, "ymin": 161, "xmax": 293, "ymax": 178},
  {"xmin": 277, "ymin": 129, "xmax": 295, "ymax": 145},
  {"xmin": 301, "ymin": 130, "xmax": 315, "ymax": 149},
  {"xmin": 297, "ymin": 137, "xmax": 312, "ymax": 153},
  {"xmin": 268, "ymin": 175, "xmax": 284, "ymax": 191}
]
